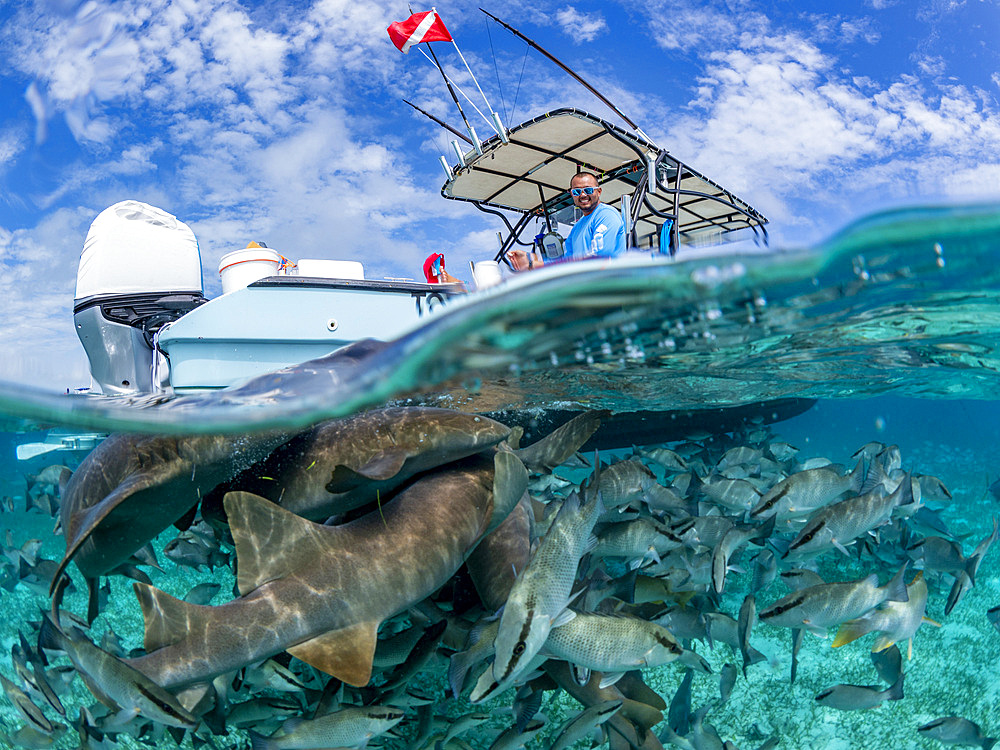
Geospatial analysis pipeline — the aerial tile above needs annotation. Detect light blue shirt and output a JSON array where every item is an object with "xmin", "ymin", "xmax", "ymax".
[{"xmin": 565, "ymin": 203, "xmax": 625, "ymax": 259}]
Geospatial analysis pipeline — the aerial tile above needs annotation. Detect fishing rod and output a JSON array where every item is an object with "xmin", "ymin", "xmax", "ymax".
[
  {"xmin": 402, "ymin": 99, "xmax": 473, "ymax": 145},
  {"xmin": 479, "ymin": 8, "xmax": 650, "ymax": 142}
]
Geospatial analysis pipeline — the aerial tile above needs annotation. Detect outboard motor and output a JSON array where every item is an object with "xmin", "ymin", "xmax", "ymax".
[{"xmin": 73, "ymin": 200, "xmax": 206, "ymax": 394}]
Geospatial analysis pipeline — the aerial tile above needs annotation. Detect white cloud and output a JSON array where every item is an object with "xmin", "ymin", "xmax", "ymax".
[
  {"xmin": 0, "ymin": 208, "xmax": 93, "ymax": 387},
  {"xmin": 555, "ymin": 7, "xmax": 608, "ymax": 43}
]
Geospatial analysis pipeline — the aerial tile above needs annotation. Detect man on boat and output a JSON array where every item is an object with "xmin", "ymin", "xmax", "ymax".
[{"xmin": 508, "ymin": 172, "xmax": 625, "ymax": 271}]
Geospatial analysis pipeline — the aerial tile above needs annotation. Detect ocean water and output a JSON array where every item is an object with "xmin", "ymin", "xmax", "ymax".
[{"xmin": 0, "ymin": 202, "xmax": 998, "ymax": 749}]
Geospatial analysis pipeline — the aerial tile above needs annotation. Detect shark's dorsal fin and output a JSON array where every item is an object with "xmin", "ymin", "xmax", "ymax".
[
  {"xmin": 286, "ymin": 621, "xmax": 379, "ymax": 687},
  {"xmin": 134, "ymin": 582, "xmax": 213, "ymax": 653},
  {"xmin": 223, "ymin": 492, "xmax": 331, "ymax": 595},
  {"xmin": 326, "ymin": 450, "xmax": 409, "ymax": 492}
]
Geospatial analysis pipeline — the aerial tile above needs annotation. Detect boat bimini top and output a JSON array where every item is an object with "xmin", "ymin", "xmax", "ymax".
[{"xmin": 441, "ymin": 108, "xmax": 768, "ymax": 259}]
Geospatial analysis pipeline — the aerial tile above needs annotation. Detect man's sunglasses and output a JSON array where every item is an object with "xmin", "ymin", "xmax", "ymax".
[{"xmin": 570, "ymin": 186, "xmax": 598, "ymax": 197}]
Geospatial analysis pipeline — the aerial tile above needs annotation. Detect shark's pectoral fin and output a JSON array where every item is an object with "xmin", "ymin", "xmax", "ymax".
[
  {"xmin": 326, "ymin": 450, "xmax": 409, "ymax": 492},
  {"xmin": 286, "ymin": 621, "xmax": 379, "ymax": 687},
  {"xmin": 52, "ymin": 473, "xmax": 160, "ymax": 594}
]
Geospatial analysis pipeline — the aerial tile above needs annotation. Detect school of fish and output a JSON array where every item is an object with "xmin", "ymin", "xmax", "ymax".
[{"xmin": 1, "ymin": 405, "xmax": 998, "ymax": 749}]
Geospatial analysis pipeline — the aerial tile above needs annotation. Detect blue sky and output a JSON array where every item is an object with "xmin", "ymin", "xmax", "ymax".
[{"xmin": 0, "ymin": 0, "xmax": 998, "ymax": 390}]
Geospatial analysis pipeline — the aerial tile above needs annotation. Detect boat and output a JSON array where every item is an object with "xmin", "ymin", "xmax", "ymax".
[
  {"xmin": 72, "ymin": 107, "xmax": 767, "ymax": 396},
  {"xmin": 72, "ymin": 7, "xmax": 768, "ymax": 398}
]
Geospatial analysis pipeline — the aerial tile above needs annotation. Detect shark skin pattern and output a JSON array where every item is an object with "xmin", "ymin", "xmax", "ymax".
[
  {"xmin": 127, "ymin": 450, "xmax": 528, "ymax": 690},
  {"xmin": 54, "ymin": 431, "xmax": 286, "ymax": 585},
  {"xmin": 221, "ymin": 407, "xmax": 512, "ymax": 521}
]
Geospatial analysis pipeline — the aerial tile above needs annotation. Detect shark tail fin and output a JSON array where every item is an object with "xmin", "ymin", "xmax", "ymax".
[
  {"xmin": 134, "ymin": 582, "xmax": 214, "ymax": 653},
  {"xmin": 514, "ymin": 410, "xmax": 608, "ymax": 473}
]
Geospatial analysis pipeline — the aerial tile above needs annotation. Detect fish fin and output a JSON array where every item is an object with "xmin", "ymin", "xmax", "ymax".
[
  {"xmin": 507, "ymin": 426, "xmax": 523, "ymax": 450},
  {"xmin": 134, "ymin": 582, "xmax": 214, "ymax": 652},
  {"xmin": 598, "ymin": 671, "xmax": 626, "ymax": 689},
  {"xmin": 922, "ymin": 616, "xmax": 942, "ymax": 627},
  {"xmin": 50, "ymin": 472, "xmax": 161, "ymax": 595},
  {"xmin": 448, "ymin": 648, "xmax": 478, "ymax": 699},
  {"xmin": 223, "ymin": 492, "xmax": 331, "ymax": 594},
  {"xmin": 333, "ymin": 449, "xmax": 409, "ymax": 487},
  {"xmin": 871, "ymin": 636, "xmax": 895, "ymax": 653},
  {"xmin": 801, "ymin": 620, "xmax": 828, "ymax": 638},
  {"xmin": 551, "ymin": 609, "xmax": 577, "ymax": 628},
  {"xmin": 832, "ymin": 540, "xmax": 852, "ymax": 557},
  {"xmin": 173, "ymin": 503, "xmax": 198, "ymax": 532},
  {"xmin": 248, "ymin": 730, "xmax": 276, "ymax": 750},
  {"xmin": 513, "ymin": 411, "xmax": 608, "ymax": 473},
  {"xmin": 831, "ymin": 618, "xmax": 871, "ymax": 648},
  {"xmin": 488, "ymin": 451, "xmax": 529, "ymax": 534},
  {"xmin": 58, "ymin": 468, "xmax": 73, "ymax": 497},
  {"xmin": 884, "ymin": 563, "xmax": 909, "ymax": 603},
  {"xmin": 286, "ymin": 621, "xmax": 379, "ymax": 687},
  {"xmin": 572, "ymin": 665, "xmax": 591, "ymax": 686}
]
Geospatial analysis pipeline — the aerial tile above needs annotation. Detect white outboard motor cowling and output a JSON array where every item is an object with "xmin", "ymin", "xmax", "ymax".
[{"xmin": 74, "ymin": 200, "xmax": 206, "ymax": 394}]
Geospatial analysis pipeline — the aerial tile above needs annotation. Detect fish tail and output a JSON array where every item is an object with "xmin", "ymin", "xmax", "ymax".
[
  {"xmin": 886, "ymin": 673, "xmax": 904, "ymax": 701},
  {"xmin": 831, "ymin": 617, "xmax": 872, "ymax": 648},
  {"xmin": 37, "ymin": 612, "xmax": 67, "ymax": 654},
  {"xmin": 447, "ymin": 648, "xmax": 480, "ymax": 699},
  {"xmin": 247, "ymin": 730, "xmax": 276, "ymax": 750},
  {"xmin": 133, "ymin": 582, "xmax": 213, "ymax": 652}
]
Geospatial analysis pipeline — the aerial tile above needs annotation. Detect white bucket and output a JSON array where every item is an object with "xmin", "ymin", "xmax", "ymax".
[
  {"xmin": 296, "ymin": 259, "xmax": 365, "ymax": 280},
  {"xmin": 472, "ymin": 260, "xmax": 502, "ymax": 289},
  {"xmin": 218, "ymin": 248, "xmax": 281, "ymax": 294}
]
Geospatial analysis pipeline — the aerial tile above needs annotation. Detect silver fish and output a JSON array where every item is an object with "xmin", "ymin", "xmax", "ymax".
[
  {"xmin": 738, "ymin": 594, "xmax": 757, "ymax": 677},
  {"xmin": 38, "ymin": 614, "xmax": 196, "ymax": 729},
  {"xmin": 785, "ymin": 478, "xmax": 911, "ymax": 559},
  {"xmin": 712, "ymin": 519, "xmax": 772, "ymax": 594},
  {"xmin": 486, "ymin": 717, "xmax": 546, "ymax": 750},
  {"xmin": 248, "ymin": 705, "xmax": 405, "ymax": 750},
  {"xmin": 549, "ymin": 699, "xmax": 622, "ymax": 750},
  {"xmin": 701, "ymin": 477, "xmax": 762, "ymax": 513},
  {"xmin": 871, "ymin": 643, "xmax": 903, "ymax": 685},
  {"xmin": 917, "ymin": 717, "xmax": 998, "ymax": 749},
  {"xmin": 0, "ymin": 673, "xmax": 55, "ymax": 735},
  {"xmin": 750, "ymin": 461, "xmax": 863, "ymax": 522},
  {"xmin": 814, "ymin": 674, "xmax": 903, "ymax": 710},
  {"xmin": 759, "ymin": 565, "xmax": 908, "ymax": 636},
  {"xmin": 543, "ymin": 611, "xmax": 682, "ymax": 679},
  {"xmin": 591, "ymin": 517, "xmax": 682, "ymax": 568},
  {"xmin": 492, "ymin": 485, "xmax": 601, "ymax": 689},
  {"xmin": 833, "ymin": 572, "xmax": 934, "ymax": 655}
]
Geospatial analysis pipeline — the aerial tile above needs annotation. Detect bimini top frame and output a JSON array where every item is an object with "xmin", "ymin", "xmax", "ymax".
[{"xmin": 441, "ymin": 108, "xmax": 768, "ymax": 258}]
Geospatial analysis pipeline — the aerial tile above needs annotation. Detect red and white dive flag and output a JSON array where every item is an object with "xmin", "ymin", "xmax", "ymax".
[{"xmin": 387, "ymin": 10, "xmax": 453, "ymax": 53}]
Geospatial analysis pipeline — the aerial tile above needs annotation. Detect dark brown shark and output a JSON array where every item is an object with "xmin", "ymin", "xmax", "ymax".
[
  {"xmin": 219, "ymin": 407, "xmax": 512, "ymax": 521},
  {"xmin": 126, "ymin": 450, "xmax": 528, "ymax": 689},
  {"xmin": 51, "ymin": 432, "xmax": 286, "ymax": 606}
]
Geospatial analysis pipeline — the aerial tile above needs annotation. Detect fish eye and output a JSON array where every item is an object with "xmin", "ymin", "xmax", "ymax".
[{"xmin": 513, "ymin": 641, "xmax": 526, "ymax": 656}]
